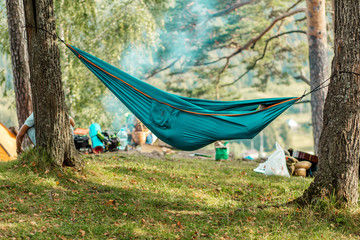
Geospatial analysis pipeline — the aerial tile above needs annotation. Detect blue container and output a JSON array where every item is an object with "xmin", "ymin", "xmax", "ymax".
[{"xmin": 89, "ymin": 123, "xmax": 104, "ymax": 154}]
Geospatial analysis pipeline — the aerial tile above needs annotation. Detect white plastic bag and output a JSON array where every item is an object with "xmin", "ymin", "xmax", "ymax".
[{"xmin": 253, "ymin": 142, "xmax": 290, "ymax": 177}]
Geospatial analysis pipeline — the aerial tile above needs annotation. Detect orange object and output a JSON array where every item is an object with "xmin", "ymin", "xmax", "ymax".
[
  {"xmin": 74, "ymin": 128, "xmax": 89, "ymax": 135},
  {"xmin": 0, "ymin": 122, "xmax": 17, "ymax": 161}
]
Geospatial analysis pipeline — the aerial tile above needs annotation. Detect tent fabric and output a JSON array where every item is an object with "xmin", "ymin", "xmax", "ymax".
[
  {"xmin": 67, "ymin": 45, "xmax": 300, "ymax": 151},
  {"xmin": 0, "ymin": 122, "xmax": 17, "ymax": 161}
]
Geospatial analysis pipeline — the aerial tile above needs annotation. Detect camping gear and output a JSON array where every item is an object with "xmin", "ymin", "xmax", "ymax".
[
  {"xmin": 145, "ymin": 133, "xmax": 153, "ymax": 145},
  {"xmin": 292, "ymin": 150, "xmax": 318, "ymax": 163},
  {"xmin": 294, "ymin": 168, "xmax": 307, "ymax": 177},
  {"xmin": 215, "ymin": 141, "xmax": 229, "ymax": 161},
  {"xmin": 67, "ymin": 45, "xmax": 300, "ymax": 151},
  {"xmin": 254, "ymin": 142, "xmax": 290, "ymax": 177},
  {"xmin": 289, "ymin": 149, "xmax": 318, "ymax": 177},
  {"xmin": 133, "ymin": 132, "xmax": 147, "ymax": 145},
  {"xmin": 189, "ymin": 153, "xmax": 212, "ymax": 158},
  {"xmin": 89, "ymin": 123, "xmax": 104, "ymax": 154},
  {"xmin": 286, "ymin": 156, "xmax": 299, "ymax": 176},
  {"xmin": 117, "ymin": 128, "xmax": 128, "ymax": 150},
  {"xmin": 295, "ymin": 161, "xmax": 312, "ymax": 170},
  {"xmin": 74, "ymin": 135, "xmax": 90, "ymax": 149},
  {"xmin": 73, "ymin": 135, "xmax": 92, "ymax": 153},
  {"xmin": 0, "ymin": 122, "xmax": 17, "ymax": 161},
  {"xmin": 133, "ymin": 121, "xmax": 149, "ymax": 145},
  {"xmin": 74, "ymin": 128, "xmax": 89, "ymax": 135},
  {"xmin": 100, "ymin": 131, "xmax": 120, "ymax": 151}
]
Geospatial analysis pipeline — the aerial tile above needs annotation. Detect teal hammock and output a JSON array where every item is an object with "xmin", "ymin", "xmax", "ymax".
[{"xmin": 67, "ymin": 45, "xmax": 300, "ymax": 151}]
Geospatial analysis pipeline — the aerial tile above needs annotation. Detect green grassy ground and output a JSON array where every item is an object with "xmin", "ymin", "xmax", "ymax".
[{"xmin": 1, "ymin": 152, "xmax": 360, "ymax": 239}]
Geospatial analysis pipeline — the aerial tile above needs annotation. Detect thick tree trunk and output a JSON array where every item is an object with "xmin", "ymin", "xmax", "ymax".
[
  {"xmin": 299, "ymin": 0, "xmax": 360, "ymax": 205},
  {"xmin": 6, "ymin": 0, "xmax": 33, "ymax": 127},
  {"xmin": 306, "ymin": 0, "xmax": 329, "ymax": 154},
  {"xmin": 23, "ymin": 0, "xmax": 81, "ymax": 168}
]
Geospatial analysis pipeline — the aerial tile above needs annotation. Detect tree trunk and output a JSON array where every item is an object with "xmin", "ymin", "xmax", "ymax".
[
  {"xmin": 299, "ymin": 0, "xmax": 360, "ymax": 206},
  {"xmin": 306, "ymin": 0, "xmax": 329, "ymax": 154},
  {"xmin": 23, "ymin": 0, "xmax": 81, "ymax": 168},
  {"xmin": 6, "ymin": 0, "xmax": 32, "ymax": 127}
]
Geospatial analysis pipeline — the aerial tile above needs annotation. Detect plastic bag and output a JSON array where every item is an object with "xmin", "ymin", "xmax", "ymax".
[{"xmin": 253, "ymin": 142, "xmax": 290, "ymax": 177}]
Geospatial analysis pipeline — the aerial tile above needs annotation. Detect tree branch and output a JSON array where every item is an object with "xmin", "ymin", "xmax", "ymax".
[
  {"xmin": 276, "ymin": 0, "xmax": 304, "ymax": 33},
  {"xmin": 295, "ymin": 100, "xmax": 310, "ymax": 104},
  {"xmin": 146, "ymin": 1, "xmax": 257, "ymax": 79},
  {"xmin": 145, "ymin": 56, "xmax": 181, "ymax": 79},
  {"xmin": 229, "ymin": 8, "xmax": 306, "ymax": 58},
  {"xmin": 295, "ymin": 17, "xmax": 307, "ymax": 22},
  {"xmin": 206, "ymin": 0, "xmax": 256, "ymax": 19},
  {"xmin": 286, "ymin": 0, "xmax": 304, "ymax": 12},
  {"xmin": 200, "ymin": 8, "xmax": 306, "ymax": 67},
  {"xmin": 146, "ymin": 7, "xmax": 305, "ymax": 80},
  {"xmin": 293, "ymin": 70, "xmax": 311, "ymax": 85},
  {"xmin": 221, "ymin": 30, "xmax": 307, "ymax": 88}
]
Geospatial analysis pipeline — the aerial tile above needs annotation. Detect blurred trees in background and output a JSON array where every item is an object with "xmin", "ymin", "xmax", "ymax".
[
  {"xmin": 146, "ymin": 0, "xmax": 310, "ymax": 99},
  {"xmin": 54, "ymin": 0, "xmax": 170, "ymax": 128},
  {"xmin": 6, "ymin": 0, "xmax": 33, "ymax": 128},
  {"xmin": 0, "ymin": 0, "xmax": 333, "ymax": 153}
]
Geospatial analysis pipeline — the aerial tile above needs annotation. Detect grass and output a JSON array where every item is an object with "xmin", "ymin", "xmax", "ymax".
[{"xmin": 1, "ymin": 151, "xmax": 360, "ymax": 239}]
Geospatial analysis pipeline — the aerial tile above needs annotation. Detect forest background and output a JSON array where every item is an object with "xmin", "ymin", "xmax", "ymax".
[{"xmin": 0, "ymin": 0, "xmax": 333, "ymax": 156}]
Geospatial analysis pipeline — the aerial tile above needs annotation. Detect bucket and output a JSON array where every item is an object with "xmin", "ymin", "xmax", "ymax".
[{"xmin": 215, "ymin": 141, "xmax": 229, "ymax": 161}]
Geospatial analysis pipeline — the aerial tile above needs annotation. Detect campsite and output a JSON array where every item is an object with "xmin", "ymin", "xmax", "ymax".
[
  {"xmin": 1, "ymin": 151, "xmax": 360, "ymax": 239},
  {"xmin": 1, "ymin": 0, "xmax": 360, "ymax": 239}
]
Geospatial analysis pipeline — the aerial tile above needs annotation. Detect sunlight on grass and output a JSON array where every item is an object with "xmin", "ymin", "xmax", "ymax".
[{"xmin": 1, "ymin": 153, "xmax": 360, "ymax": 239}]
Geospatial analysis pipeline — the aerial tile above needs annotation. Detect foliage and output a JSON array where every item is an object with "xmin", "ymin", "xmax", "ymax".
[
  {"xmin": 53, "ymin": 0, "xmax": 170, "ymax": 129},
  {"xmin": 0, "ymin": 152, "xmax": 359, "ymax": 239},
  {"xmin": 0, "ymin": 0, "xmax": 317, "ymax": 151},
  {"xmin": 0, "ymin": 1, "xmax": 13, "ymax": 99},
  {"xmin": 0, "ymin": 1, "xmax": 10, "ymax": 55},
  {"xmin": 144, "ymin": 0, "xmax": 310, "ymax": 100},
  {"xmin": 0, "ymin": 94, "xmax": 17, "ymax": 127},
  {"xmin": 0, "ymin": 64, "xmax": 17, "ymax": 127},
  {"xmin": 0, "ymin": 69, "xmax": 5, "ymax": 93},
  {"xmin": 279, "ymin": 122, "xmax": 293, "ymax": 147}
]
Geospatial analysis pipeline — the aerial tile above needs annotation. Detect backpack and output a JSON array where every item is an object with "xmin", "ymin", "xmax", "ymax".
[
  {"xmin": 97, "ymin": 131, "xmax": 120, "ymax": 151},
  {"xmin": 74, "ymin": 135, "xmax": 92, "ymax": 153}
]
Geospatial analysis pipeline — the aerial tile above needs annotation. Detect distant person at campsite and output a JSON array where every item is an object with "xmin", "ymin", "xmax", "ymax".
[{"xmin": 16, "ymin": 113, "xmax": 76, "ymax": 154}]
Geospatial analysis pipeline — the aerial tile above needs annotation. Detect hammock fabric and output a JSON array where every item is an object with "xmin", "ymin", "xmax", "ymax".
[{"xmin": 67, "ymin": 45, "xmax": 300, "ymax": 151}]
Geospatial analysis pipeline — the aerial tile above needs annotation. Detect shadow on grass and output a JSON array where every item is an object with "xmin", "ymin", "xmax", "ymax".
[{"xmin": 1, "ymin": 156, "xmax": 360, "ymax": 239}]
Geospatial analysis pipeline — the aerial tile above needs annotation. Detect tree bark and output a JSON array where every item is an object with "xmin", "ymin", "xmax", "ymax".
[
  {"xmin": 299, "ymin": 0, "xmax": 360, "ymax": 206},
  {"xmin": 23, "ymin": 0, "xmax": 81, "ymax": 168},
  {"xmin": 6, "ymin": 0, "xmax": 33, "ymax": 127},
  {"xmin": 306, "ymin": 0, "xmax": 329, "ymax": 154}
]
